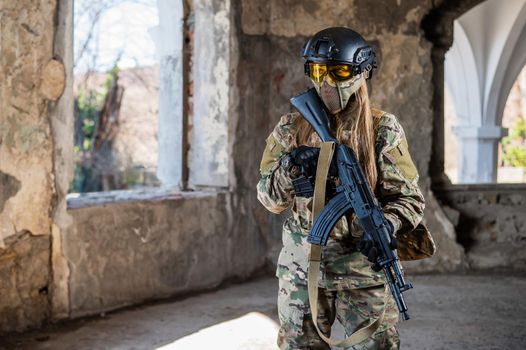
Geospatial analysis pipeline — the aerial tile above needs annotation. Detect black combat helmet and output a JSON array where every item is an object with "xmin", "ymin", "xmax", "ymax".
[{"xmin": 302, "ymin": 27, "xmax": 377, "ymax": 80}]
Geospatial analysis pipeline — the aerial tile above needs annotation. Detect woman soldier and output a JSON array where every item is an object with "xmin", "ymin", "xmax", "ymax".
[{"xmin": 257, "ymin": 27, "xmax": 434, "ymax": 349}]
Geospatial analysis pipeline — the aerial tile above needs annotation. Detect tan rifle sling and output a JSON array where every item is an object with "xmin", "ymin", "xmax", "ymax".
[{"xmin": 307, "ymin": 141, "xmax": 388, "ymax": 348}]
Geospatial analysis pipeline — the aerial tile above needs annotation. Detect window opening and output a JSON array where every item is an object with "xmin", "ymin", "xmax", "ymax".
[{"xmin": 72, "ymin": 0, "xmax": 160, "ymax": 193}]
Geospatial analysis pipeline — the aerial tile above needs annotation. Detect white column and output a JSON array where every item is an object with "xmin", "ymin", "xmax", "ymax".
[
  {"xmin": 189, "ymin": 0, "xmax": 230, "ymax": 188},
  {"xmin": 454, "ymin": 125, "xmax": 508, "ymax": 183},
  {"xmin": 150, "ymin": 0, "xmax": 184, "ymax": 188}
]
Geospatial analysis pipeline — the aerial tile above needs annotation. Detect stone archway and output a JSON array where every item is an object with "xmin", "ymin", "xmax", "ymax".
[{"xmin": 444, "ymin": 0, "xmax": 526, "ymax": 183}]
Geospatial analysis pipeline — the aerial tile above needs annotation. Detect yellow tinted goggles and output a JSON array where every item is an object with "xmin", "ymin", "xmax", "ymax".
[{"xmin": 308, "ymin": 62, "xmax": 357, "ymax": 83}]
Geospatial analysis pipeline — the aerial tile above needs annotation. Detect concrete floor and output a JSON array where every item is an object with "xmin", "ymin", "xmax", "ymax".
[{"xmin": 1, "ymin": 274, "xmax": 525, "ymax": 349}]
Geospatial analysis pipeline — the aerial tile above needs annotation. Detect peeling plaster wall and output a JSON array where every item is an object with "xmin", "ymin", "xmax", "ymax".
[
  {"xmin": 0, "ymin": 232, "xmax": 51, "ymax": 332},
  {"xmin": 48, "ymin": 0, "xmax": 74, "ymax": 323},
  {"xmin": 0, "ymin": 0, "xmax": 57, "ymax": 245},
  {"xmin": 64, "ymin": 192, "xmax": 266, "ymax": 318},
  {"xmin": 240, "ymin": 0, "xmax": 467, "ymax": 273},
  {"xmin": 189, "ymin": 0, "xmax": 231, "ymax": 187},
  {"xmin": 0, "ymin": 0, "xmax": 61, "ymax": 333},
  {"xmin": 151, "ymin": 0, "xmax": 185, "ymax": 188}
]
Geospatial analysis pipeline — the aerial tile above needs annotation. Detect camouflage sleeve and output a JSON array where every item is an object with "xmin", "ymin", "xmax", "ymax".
[
  {"xmin": 375, "ymin": 113, "xmax": 425, "ymax": 235},
  {"xmin": 256, "ymin": 113, "xmax": 299, "ymax": 214}
]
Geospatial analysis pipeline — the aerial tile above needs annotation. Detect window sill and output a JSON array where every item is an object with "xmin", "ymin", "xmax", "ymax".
[{"xmin": 67, "ymin": 187, "xmax": 228, "ymax": 210}]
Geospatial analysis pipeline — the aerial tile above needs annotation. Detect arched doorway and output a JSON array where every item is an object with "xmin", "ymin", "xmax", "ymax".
[
  {"xmin": 423, "ymin": 0, "xmax": 526, "ymax": 185},
  {"xmin": 443, "ymin": 0, "xmax": 526, "ymax": 183}
]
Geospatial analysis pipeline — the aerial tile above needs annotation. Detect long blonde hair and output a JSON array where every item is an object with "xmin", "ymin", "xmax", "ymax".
[{"xmin": 292, "ymin": 83, "xmax": 380, "ymax": 188}]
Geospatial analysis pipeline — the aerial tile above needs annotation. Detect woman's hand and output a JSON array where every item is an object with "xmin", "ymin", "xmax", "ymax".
[
  {"xmin": 290, "ymin": 145, "xmax": 338, "ymax": 178},
  {"xmin": 290, "ymin": 146, "xmax": 320, "ymax": 177},
  {"xmin": 358, "ymin": 220, "xmax": 398, "ymax": 271}
]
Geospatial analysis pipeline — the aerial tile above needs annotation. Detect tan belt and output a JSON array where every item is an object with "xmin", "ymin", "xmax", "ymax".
[{"xmin": 307, "ymin": 141, "xmax": 387, "ymax": 348}]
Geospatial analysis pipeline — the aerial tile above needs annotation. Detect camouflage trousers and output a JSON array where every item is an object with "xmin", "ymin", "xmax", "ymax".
[{"xmin": 277, "ymin": 278, "xmax": 400, "ymax": 350}]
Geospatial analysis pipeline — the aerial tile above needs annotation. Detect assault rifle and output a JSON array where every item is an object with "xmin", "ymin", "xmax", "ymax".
[{"xmin": 290, "ymin": 88, "xmax": 413, "ymax": 320}]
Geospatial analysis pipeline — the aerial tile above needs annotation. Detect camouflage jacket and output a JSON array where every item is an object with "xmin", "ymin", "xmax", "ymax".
[{"xmin": 256, "ymin": 109, "xmax": 427, "ymax": 290}]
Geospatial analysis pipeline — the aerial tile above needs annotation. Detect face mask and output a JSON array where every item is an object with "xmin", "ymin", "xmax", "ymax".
[{"xmin": 311, "ymin": 73, "xmax": 365, "ymax": 114}]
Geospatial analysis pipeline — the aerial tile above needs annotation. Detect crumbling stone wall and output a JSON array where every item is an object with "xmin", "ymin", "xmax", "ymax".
[
  {"xmin": 0, "ymin": 0, "xmax": 62, "ymax": 333},
  {"xmin": 435, "ymin": 184, "xmax": 526, "ymax": 270},
  {"xmin": 64, "ymin": 190, "xmax": 267, "ymax": 318},
  {"xmin": 1, "ymin": 0, "xmax": 268, "ymax": 335}
]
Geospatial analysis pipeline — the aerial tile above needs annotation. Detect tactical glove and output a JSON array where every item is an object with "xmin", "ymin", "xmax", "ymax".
[
  {"xmin": 290, "ymin": 145, "xmax": 320, "ymax": 178},
  {"xmin": 289, "ymin": 146, "xmax": 338, "ymax": 198},
  {"xmin": 358, "ymin": 219, "xmax": 398, "ymax": 272},
  {"xmin": 290, "ymin": 145, "xmax": 338, "ymax": 178}
]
